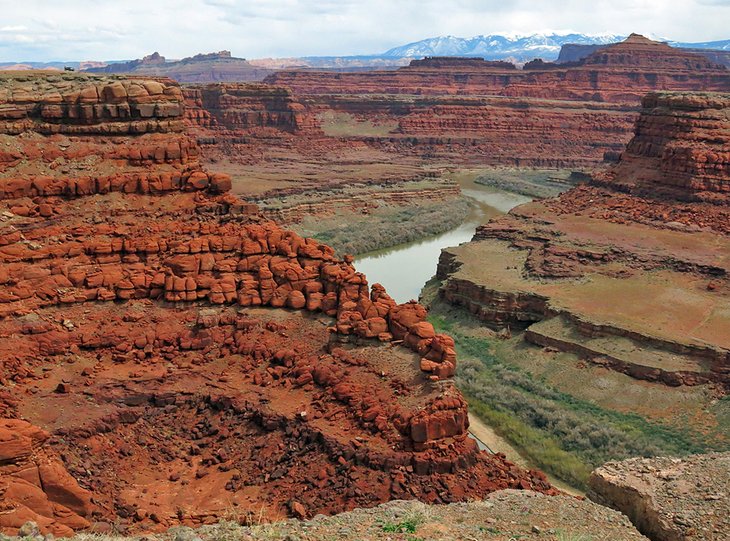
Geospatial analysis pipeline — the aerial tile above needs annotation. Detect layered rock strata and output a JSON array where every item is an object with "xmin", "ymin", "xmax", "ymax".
[
  {"xmin": 595, "ymin": 92, "xmax": 730, "ymax": 203},
  {"xmin": 252, "ymin": 35, "xmax": 730, "ymax": 171},
  {"xmin": 436, "ymin": 92, "xmax": 730, "ymax": 390},
  {"xmin": 184, "ymin": 84, "xmax": 316, "ymax": 133},
  {"xmin": 0, "ymin": 73, "xmax": 553, "ymax": 536},
  {"xmin": 266, "ymin": 35, "xmax": 729, "ymax": 102}
]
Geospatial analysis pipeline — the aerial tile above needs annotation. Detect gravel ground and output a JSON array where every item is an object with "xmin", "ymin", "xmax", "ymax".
[
  {"xmin": 589, "ymin": 452, "xmax": 730, "ymax": 541},
  {"xmin": 8, "ymin": 490, "xmax": 648, "ymax": 541}
]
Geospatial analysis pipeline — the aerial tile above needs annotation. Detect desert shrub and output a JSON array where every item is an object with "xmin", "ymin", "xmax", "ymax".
[
  {"xmin": 309, "ymin": 198, "xmax": 471, "ymax": 256},
  {"xmin": 430, "ymin": 316, "xmax": 718, "ymax": 489}
]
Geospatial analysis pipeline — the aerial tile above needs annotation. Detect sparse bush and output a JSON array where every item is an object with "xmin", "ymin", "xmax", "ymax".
[
  {"xmin": 304, "ymin": 198, "xmax": 471, "ymax": 256},
  {"xmin": 429, "ymin": 315, "xmax": 721, "ymax": 489}
]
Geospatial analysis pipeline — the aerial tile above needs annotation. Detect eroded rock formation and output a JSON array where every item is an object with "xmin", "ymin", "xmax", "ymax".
[
  {"xmin": 436, "ymin": 91, "xmax": 730, "ymax": 390},
  {"xmin": 595, "ymin": 92, "xmax": 730, "ymax": 203},
  {"xmin": 0, "ymin": 73, "xmax": 554, "ymax": 536}
]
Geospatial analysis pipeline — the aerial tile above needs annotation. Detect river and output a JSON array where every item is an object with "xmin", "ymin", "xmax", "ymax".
[
  {"xmin": 355, "ymin": 174, "xmax": 532, "ymax": 303},
  {"xmin": 355, "ymin": 176, "xmax": 587, "ymax": 494}
]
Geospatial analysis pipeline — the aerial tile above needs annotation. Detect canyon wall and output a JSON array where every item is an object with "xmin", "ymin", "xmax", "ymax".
[
  {"xmin": 266, "ymin": 35, "xmax": 729, "ymax": 102},
  {"xmin": 0, "ymin": 73, "xmax": 553, "ymax": 537},
  {"xmin": 172, "ymin": 35, "xmax": 729, "ymax": 245},
  {"xmin": 595, "ymin": 92, "xmax": 730, "ymax": 203},
  {"xmin": 184, "ymin": 83, "xmax": 315, "ymax": 132},
  {"xmin": 253, "ymin": 35, "xmax": 730, "ymax": 171},
  {"xmin": 435, "ymin": 91, "xmax": 730, "ymax": 390}
]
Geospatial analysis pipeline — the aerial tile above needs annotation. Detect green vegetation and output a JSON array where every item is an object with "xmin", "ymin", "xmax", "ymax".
[
  {"xmin": 381, "ymin": 519, "xmax": 419, "ymax": 534},
  {"xmin": 429, "ymin": 313, "xmax": 722, "ymax": 489},
  {"xmin": 556, "ymin": 533, "xmax": 594, "ymax": 541},
  {"xmin": 298, "ymin": 197, "xmax": 471, "ymax": 256},
  {"xmin": 379, "ymin": 510, "xmax": 426, "ymax": 536},
  {"xmin": 474, "ymin": 168, "xmax": 577, "ymax": 199},
  {"xmin": 318, "ymin": 110, "xmax": 398, "ymax": 137}
]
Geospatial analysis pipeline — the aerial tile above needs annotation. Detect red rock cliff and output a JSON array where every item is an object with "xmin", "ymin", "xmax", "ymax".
[
  {"xmin": 596, "ymin": 92, "xmax": 730, "ymax": 203},
  {"xmin": 0, "ymin": 73, "xmax": 554, "ymax": 536}
]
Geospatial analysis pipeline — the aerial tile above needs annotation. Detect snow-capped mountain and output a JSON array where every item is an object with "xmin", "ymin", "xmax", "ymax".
[
  {"xmin": 382, "ymin": 33, "xmax": 730, "ymax": 61},
  {"xmin": 674, "ymin": 39, "xmax": 730, "ymax": 51},
  {"xmin": 382, "ymin": 33, "xmax": 626, "ymax": 61}
]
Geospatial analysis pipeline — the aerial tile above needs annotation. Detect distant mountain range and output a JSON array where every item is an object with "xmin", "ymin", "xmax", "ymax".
[
  {"xmin": 2, "ymin": 33, "xmax": 730, "ymax": 75},
  {"xmin": 382, "ymin": 33, "xmax": 730, "ymax": 62}
]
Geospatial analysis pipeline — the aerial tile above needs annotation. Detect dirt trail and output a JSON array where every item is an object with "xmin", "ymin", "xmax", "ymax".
[{"xmin": 468, "ymin": 413, "xmax": 585, "ymax": 496}]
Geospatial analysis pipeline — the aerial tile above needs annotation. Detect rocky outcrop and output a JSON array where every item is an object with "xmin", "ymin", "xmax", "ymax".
[
  {"xmin": 435, "ymin": 91, "xmax": 730, "ymax": 390},
  {"xmin": 36, "ymin": 492, "xmax": 649, "ymax": 540},
  {"xmin": 589, "ymin": 453, "xmax": 730, "ymax": 541},
  {"xmin": 0, "ymin": 420, "xmax": 93, "ymax": 537},
  {"xmin": 595, "ymin": 92, "xmax": 730, "ymax": 203},
  {"xmin": 0, "ymin": 73, "xmax": 231, "ymax": 200},
  {"xmin": 0, "ymin": 73, "xmax": 554, "ymax": 536}
]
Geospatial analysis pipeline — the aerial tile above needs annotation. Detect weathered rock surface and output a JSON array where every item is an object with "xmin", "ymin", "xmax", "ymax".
[
  {"xmin": 0, "ymin": 73, "xmax": 554, "ymax": 536},
  {"xmin": 0, "ymin": 72, "xmax": 230, "ymax": 201},
  {"xmin": 39, "ymin": 491, "xmax": 649, "ymax": 540},
  {"xmin": 184, "ymin": 83, "xmax": 315, "ymax": 133},
  {"xmin": 435, "ymin": 92, "xmax": 730, "ymax": 391},
  {"xmin": 589, "ymin": 453, "xmax": 730, "ymax": 541}
]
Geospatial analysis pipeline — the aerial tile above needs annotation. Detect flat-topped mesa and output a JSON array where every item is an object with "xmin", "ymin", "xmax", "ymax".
[
  {"xmin": 596, "ymin": 92, "xmax": 730, "ymax": 203},
  {"xmin": 0, "ymin": 72, "xmax": 554, "ymax": 535},
  {"xmin": 405, "ymin": 57, "xmax": 517, "ymax": 70},
  {"xmin": 86, "ymin": 52, "xmax": 273, "ymax": 83},
  {"xmin": 183, "ymin": 50, "xmax": 235, "ymax": 62},
  {"xmin": 183, "ymin": 83, "xmax": 316, "ymax": 132},
  {"xmin": 583, "ymin": 34, "xmax": 726, "ymax": 71}
]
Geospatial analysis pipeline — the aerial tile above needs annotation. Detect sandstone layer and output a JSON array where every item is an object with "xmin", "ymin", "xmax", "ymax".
[
  {"xmin": 0, "ymin": 73, "xmax": 553, "ymax": 537},
  {"xmin": 595, "ymin": 92, "xmax": 730, "ymax": 203},
  {"xmin": 436, "ymin": 92, "xmax": 730, "ymax": 392},
  {"xmin": 589, "ymin": 453, "xmax": 730, "ymax": 541}
]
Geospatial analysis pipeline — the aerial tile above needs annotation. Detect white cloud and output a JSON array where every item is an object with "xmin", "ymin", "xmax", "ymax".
[{"xmin": 0, "ymin": 0, "xmax": 727, "ymax": 61}]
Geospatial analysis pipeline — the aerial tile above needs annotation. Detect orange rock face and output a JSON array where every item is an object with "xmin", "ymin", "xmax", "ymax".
[
  {"xmin": 596, "ymin": 92, "xmax": 730, "ymax": 203},
  {"xmin": 0, "ymin": 73, "xmax": 554, "ymax": 536}
]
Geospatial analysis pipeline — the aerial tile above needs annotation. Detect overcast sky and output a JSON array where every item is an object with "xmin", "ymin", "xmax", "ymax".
[{"xmin": 1, "ymin": 0, "xmax": 728, "ymax": 62}]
